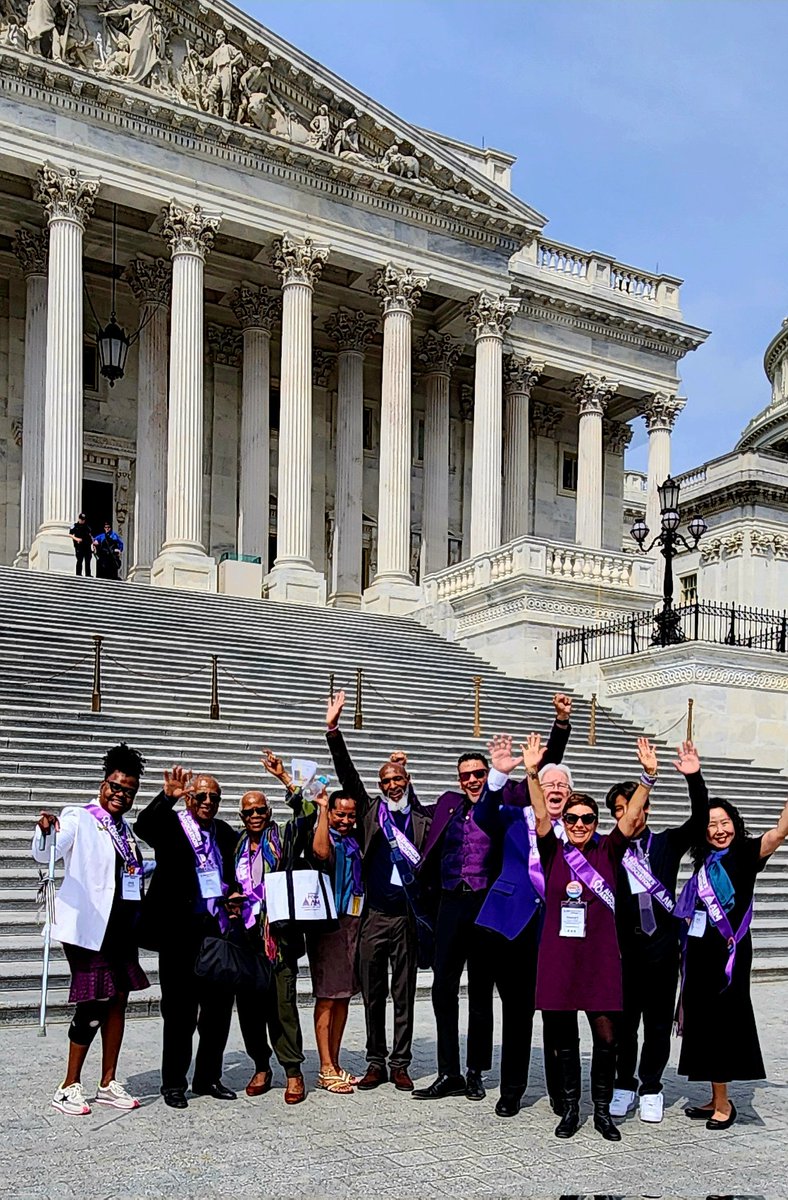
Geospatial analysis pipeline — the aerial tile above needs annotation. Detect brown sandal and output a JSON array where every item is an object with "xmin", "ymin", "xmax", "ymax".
[{"xmin": 284, "ymin": 1073, "xmax": 307, "ymax": 1104}]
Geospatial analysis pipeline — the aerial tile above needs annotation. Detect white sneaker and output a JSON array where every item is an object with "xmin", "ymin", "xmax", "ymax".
[
  {"xmin": 639, "ymin": 1092, "xmax": 664, "ymax": 1122},
  {"xmin": 52, "ymin": 1082, "xmax": 91, "ymax": 1116},
  {"xmin": 95, "ymin": 1080, "xmax": 140, "ymax": 1111},
  {"xmin": 610, "ymin": 1087, "xmax": 637, "ymax": 1117}
]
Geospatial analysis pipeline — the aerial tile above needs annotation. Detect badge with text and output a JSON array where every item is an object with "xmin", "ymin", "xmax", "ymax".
[
  {"xmin": 688, "ymin": 909, "xmax": 708, "ymax": 938},
  {"xmin": 121, "ymin": 866, "xmax": 142, "ymax": 901},
  {"xmin": 197, "ymin": 866, "xmax": 223, "ymax": 900},
  {"xmin": 348, "ymin": 893, "xmax": 364, "ymax": 918},
  {"xmin": 560, "ymin": 880, "xmax": 587, "ymax": 938}
]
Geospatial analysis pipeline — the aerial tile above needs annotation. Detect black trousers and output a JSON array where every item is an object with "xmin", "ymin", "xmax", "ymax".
[
  {"xmin": 432, "ymin": 887, "xmax": 495, "ymax": 1077},
  {"xmin": 75, "ymin": 545, "xmax": 92, "ymax": 576},
  {"xmin": 480, "ymin": 919, "xmax": 539, "ymax": 1091},
  {"xmin": 615, "ymin": 944, "xmax": 680, "ymax": 1095},
  {"xmin": 158, "ymin": 940, "xmax": 235, "ymax": 1092},
  {"xmin": 236, "ymin": 957, "xmax": 304, "ymax": 1077},
  {"xmin": 358, "ymin": 909, "xmax": 418, "ymax": 1070}
]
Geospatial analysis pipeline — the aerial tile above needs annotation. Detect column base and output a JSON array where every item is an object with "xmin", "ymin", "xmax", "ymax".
[
  {"xmin": 127, "ymin": 564, "xmax": 152, "ymax": 584},
  {"xmin": 362, "ymin": 574, "xmax": 423, "ymax": 614},
  {"xmin": 327, "ymin": 589, "xmax": 362, "ymax": 610},
  {"xmin": 218, "ymin": 559, "xmax": 264, "ymax": 599},
  {"xmin": 12, "ymin": 549, "xmax": 29, "ymax": 569},
  {"xmin": 28, "ymin": 528, "xmax": 78, "ymax": 576},
  {"xmin": 264, "ymin": 560, "xmax": 326, "ymax": 606},
  {"xmin": 151, "ymin": 550, "xmax": 216, "ymax": 592}
]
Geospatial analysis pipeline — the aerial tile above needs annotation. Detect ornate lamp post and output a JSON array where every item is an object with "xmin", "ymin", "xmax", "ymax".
[{"xmin": 630, "ymin": 475, "xmax": 707, "ymax": 645}]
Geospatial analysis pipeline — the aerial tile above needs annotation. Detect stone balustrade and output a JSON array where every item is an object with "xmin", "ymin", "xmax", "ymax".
[
  {"xmin": 536, "ymin": 241, "xmax": 589, "ymax": 279},
  {"xmin": 532, "ymin": 239, "xmax": 682, "ymax": 312}
]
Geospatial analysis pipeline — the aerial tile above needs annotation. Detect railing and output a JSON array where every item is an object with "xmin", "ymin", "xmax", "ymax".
[
  {"xmin": 556, "ymin": 601, "xmax": 788, "ymax": 669},
  {"xmin": 609, "ymin": 266, "xmax": 657, "ymax": 301},
  {"xmin": 532, "ymin": 239, "xmax": 681, "ymax": 310},
  {"xmin": 537, "ymin": 241, "xmax": 589, "ymax": 279},
  {"xmin": 675, "ymin": 466, "xmax": 707, "ymax": 489}
]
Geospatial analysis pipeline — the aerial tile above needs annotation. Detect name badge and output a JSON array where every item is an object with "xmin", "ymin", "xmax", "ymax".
[
  {"xmin": 121, "ymin": 869, "xmax": 142, "ymax": 901},
  {"xmin": 348, "ymin": 893, "xmax": 364, "ymax": 918},
  {"xmin": 688, "ymin": 909, "xmax": 707, "ymax": 938},
  {"xmin": 627, "ymin": 871, "xmax": 646, "ymax": 896},
  {"xmin": 391, "ymin": 863, "xmax": 404, "ymax": 888},
  {"xmin": 560, "ymin": 901, "xmax": 587, "ymax": 938},
  {"xmin": 197, "ymin": 866, "xmax": 223, "ymax": 900}
]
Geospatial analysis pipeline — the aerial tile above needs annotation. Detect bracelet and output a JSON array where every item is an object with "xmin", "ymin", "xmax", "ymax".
[
  {"xmin": 640, "ymin": 772, "xmax": 658, "ymax": 787},
  {"xmin": 555, "ymin": 719, "xmax": 569, "ymax": 728},
  {"xmin": 527, "ymin": 769, "xmax": 539, "ymax": 780}
]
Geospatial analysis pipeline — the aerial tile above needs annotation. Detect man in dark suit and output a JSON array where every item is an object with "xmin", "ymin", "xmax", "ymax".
[
  {"xmin": 325, "ymin": 689, "xmax": 430, "ymax": 1092},
  {"xmin": 134, "ymin": 766, "xmax": 239, "ymax": 1109},
  {"xmin": 413, "ymin": 693, "xmax": 572, "ymax": 1103}
]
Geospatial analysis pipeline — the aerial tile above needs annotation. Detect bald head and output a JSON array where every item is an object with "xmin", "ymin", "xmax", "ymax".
[{"xmin": 186, "ymin": 773, "xmax": 221, "ymax": 825}]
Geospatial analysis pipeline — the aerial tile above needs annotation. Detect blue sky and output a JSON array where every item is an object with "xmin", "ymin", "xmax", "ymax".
[{"xmin": 247, "ymin": 0, "xmax": 787, "ymax": 472}]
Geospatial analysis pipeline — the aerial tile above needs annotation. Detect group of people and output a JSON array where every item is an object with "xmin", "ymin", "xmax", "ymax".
[
  {"xmin": 68, "ymin": 513, "xmax": 124, "ymax": 578},
  {"xmin": 33, "ymin": 690, "xmax": 788, "ymax": 1141}
]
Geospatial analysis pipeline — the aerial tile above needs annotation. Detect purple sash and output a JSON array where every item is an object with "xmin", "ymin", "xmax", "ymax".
[
  {"xmin": 85, "ymin": 804, "xmax": 139, "ymax": 870},
  {"xmin": 563, "ymin": 844, "xmax": 616, "ymax": 911},
  {"xmin": 235, "ymin": 836, "xmax": 266, "ymax": 929},
  {"xmin": 697, "ymin": 863, "xmax": 753, "ymax": 988},
  {"xmin": 622, "ymin": 836, "xmax": 675, "ymax": 913},
  {"xmin": 523, "ymin": 808, "xmax": 546, "ymax": 900},
  {"xmin": 178, "ymin": 810, "xmax": 228, "ymax": 925}
]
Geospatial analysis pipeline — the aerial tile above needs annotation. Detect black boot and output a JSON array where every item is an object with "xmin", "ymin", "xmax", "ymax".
[
  {"xmin": 554, "ymin": 1046, "xmax": 581, "ymax": 1139},
  {"xmin": 591, "ymin": 1045, "xmax": 621, "ymax": 1142}
]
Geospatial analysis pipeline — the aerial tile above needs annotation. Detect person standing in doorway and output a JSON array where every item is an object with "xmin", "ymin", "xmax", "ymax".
[
  {"xmin": 69, "ymin": 513, "xmax": 93, "ymax": 576},
  {"xmin": 93, "ymin": 521, "xmax": 124, "ymax": 580}
]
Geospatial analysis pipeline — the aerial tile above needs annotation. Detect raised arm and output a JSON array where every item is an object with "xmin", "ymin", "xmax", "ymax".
[
  {"xmin": 324, "ymin": 689, "xmax": 372, "ymax": 812},
  {"xmin": 540, "ymin": 693, "xmax": 573, "ymax": 768},
  {"xmin": 311, "ymin": 788, "xmax": 333, "ymax": 864},
  {"xmin": 617, "ymin": 738, "xmax": 658, "ymax": 837},
  {"xmin": 759, "ymin": 799, "xmax": 788, "ymax": 859},
  {"xmin": 671, "ymin": 741, "xmax": 711, "ymax": 839},
  {"xmin": 133, "ymin": 765, "xmax": 192, "ymax": 847},
  {"xmin": 520, "ymin": 733, "xmax": 551, "ymax": 836}
]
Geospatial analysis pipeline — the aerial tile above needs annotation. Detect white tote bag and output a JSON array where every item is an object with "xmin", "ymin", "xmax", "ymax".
[{"xmin": 265, "ymin": 868, "xmax": 337, "ymax": 925}]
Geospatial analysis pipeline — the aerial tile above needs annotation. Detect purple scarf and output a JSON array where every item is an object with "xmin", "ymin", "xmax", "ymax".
[
  {"xmin": 676, "ymin": 861, "xmax": 753, "ymax": 990},
  {"xmin": 178, "ymin": 810, "xmax": 228, "ymax": 927}
]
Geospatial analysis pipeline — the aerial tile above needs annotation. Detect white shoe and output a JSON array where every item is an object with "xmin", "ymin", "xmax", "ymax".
[
  {"xmin": 639, "ymin": 1092, "xmax": 664, "ymax": 1122},
  {"xmin": 95, "ymin": 1080, "xmax": 140, "ymax": 1111},
  {"xmin": 610, "ymin": 1087, "xmax": 637, "ymax": 1117},
  {"xmin": 52, "ymin": 1082, "xmax": 91, "ymax": 1116}
]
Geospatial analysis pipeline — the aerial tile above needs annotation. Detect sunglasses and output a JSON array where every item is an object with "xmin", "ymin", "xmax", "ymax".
[
  {"xmin": 459, "ymin": 769, "xmax": 487, "ymax": 783},
  {"xmin": 105, "ymin": 780, "xmax": 136, "ymax": 800},
  {"xmin": 242, "ymin": 806, "xmax": 269, "ymax": 818},
  {"xmin": 193, "ymin": 791, "xmax": 221, "ymax": 804},
  {"xmin": 564, "ymin": 812, "xmax": 596, "ymax": 827}
]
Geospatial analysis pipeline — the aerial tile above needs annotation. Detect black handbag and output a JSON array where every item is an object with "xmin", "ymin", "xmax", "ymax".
[{"xmin": 195, "ymin": 926, "xmax": 272, "ymax": 991}]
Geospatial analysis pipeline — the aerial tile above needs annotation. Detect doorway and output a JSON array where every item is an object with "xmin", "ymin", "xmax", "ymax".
[{"xmin": 81, "ymin": 479, "xmax": 113, "ymax": 540}]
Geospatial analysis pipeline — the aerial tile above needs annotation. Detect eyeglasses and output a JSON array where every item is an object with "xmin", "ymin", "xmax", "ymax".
[
  {"xmin": 459, "ymin": 769, "xmax": 487, "ymax": 782},
  {"xmin": 545, "ymin": 782, "xmax": 571, "ymax": 793},
  {"xmin": 242, "ymin": 806, "xmax": 269, "ymax": 818},
  {"xmin": 193, "ymin": 791, "xmax": 221, "ymax": 804},
  {"xmin": 564, "ymin": 812, "xmax": 596, "ymax": 827},
  {"xmin": 105, "ymin": 780, "xmax": 136, "ymax": 800}
]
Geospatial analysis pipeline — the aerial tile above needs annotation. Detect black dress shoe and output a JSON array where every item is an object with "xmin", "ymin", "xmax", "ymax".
[
  {"xmin": 162, "ymin": 1088, "xmax": 188, "ymax": 1109},
  {"xmin": 495, "ymin": 1088, "xmax": 524, "ymax": 1118},
  {"xmin": 465, "ymin": 1070, "xmax": 486, "ymax": 1101},
  {"xmin": 192, "ymin": 1081, "xmax": 237, "ymax": 1100},
  {"xmin": 555, "ymin": 1102, "xmax": 580, "ymax": 1138},
  {"xmin": 412, "ymin": 1074, "xmax": 466, "ymax": 1099},
  {"xmin": 593, "ymin": 1105, "xmax": 622, "ymax": 1141},
  {"xmin": 706, "ymin": 1102, "xmax": 737, "ymax": 1130},
  {"xmin": 685, "ymin": 1105, "xmax": 716, "ymax": 1120}
]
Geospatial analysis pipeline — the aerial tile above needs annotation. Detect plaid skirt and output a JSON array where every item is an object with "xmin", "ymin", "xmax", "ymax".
[{"xmin": 63, "ymin": 935, "xmax": 149, "ymax": 1004}]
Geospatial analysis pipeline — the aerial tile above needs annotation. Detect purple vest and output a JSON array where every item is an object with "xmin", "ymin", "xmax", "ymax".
[{"xmin": 441, "ymin": 801, "xmax": 493, "ymax": 891}]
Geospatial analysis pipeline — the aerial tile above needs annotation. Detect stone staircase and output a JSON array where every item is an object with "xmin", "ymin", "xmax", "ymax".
[{"xmin": 1, "ymin": 565, "xmax": 786, "ymax": 1024}]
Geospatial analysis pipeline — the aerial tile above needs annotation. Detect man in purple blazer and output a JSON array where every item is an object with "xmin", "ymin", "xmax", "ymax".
[{"xmin": 412, "ymin": 694, "xmax": 572, "ymax": 1103}]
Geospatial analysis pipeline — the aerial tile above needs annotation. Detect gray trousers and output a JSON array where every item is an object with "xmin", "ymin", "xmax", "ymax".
[{"xmin": 358, "ymin": 909, "xmax": 418, "ymax": 1070}]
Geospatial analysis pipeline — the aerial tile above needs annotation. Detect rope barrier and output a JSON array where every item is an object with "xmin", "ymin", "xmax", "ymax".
[
  {"xmin": 363, "ymin": 675, "xmax": 476, "ymax": 720},
  {"xmin": 102, "ymin": 651, "xmax": 209, "ymax": 682},
  {"xmin": 594, "ymin": 704, "xmax": 686, "ymax": 744},
  {"xmin": 32, "ymin": 653, "xmax": 93, "ymax": 686}
]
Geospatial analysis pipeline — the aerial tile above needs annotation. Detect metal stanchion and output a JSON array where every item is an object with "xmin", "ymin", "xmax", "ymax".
[
  {"xmin": 588, "ymin": 693, "xmax": 597, "ymax": 746},
  {"xmin": 473, "ymin": 675, "xmax": 482, "ymax": 738},
  {"xmin": 210, "ymin": 655, "xmax": 220, "ymax": 720},
  {"xmin": 91, "ymin": 635, "xmax": 103, "ymax": 713},
  {"xmin": 686, "ymin": 697, "xmax": 694, "ymax": 743},
  {"xmin": 353, "ymin": 668, "xmax": 363, "ymax": 730},
  {"xmin": 329, "ymin": 672, "xmax": 335, "ymax": 701}
]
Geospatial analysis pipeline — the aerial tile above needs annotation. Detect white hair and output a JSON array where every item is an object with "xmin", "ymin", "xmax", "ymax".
[{"xmin": 538, "ymin": 762, "xmax": 574, "ymax": 789}]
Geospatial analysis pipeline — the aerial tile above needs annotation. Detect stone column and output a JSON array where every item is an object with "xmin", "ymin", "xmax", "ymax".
[
  {"xmin": 571, "ymin": 373, "xmax": 618, "ymax": 549},
  {"xmin": 124, "ymin": 258, "xmax": 170, "ymax": 582},
  {"xmin": 363, "ymin": 263, "xmax": 427, "ymax": 613},
  {"xmin": 502, "ymin": 354, "xmax": 542, "ymax": 544},
  {"xmin": 325, "ymin": 309, "xmax": 378, "ymax": 607},
  {"xmin": 602, "ymin": 417, "xmax": 633, "ymax": 550},
  {"xmin": 459, "ymin": 383, "xmax": 473, "ymax": 556},
  {"xmin": 530, "ymin": 400, "xmax": 562, "ymax": 540},
  {"xmin": 29, "ymin": 166, "xmax": 98, "ymax": 575},
  {"xmin": 311, "ymin": 350, "xmax": 334, "ymax": 575},
  {"xmin": 266, "ymin": 234, "xmax": 329, "ymax": 605},
  {"xmin": 230, "ymin": 285, "xmax": 281, "ymax": 566},
  {"xmin": 415, "ymin": 330, "xmax": 460, "ymax": 576},
  {"xmin": 466, "ymin": 291, "xmax": 519, "ymax": 557},
  {"xmin": 151, "ymin": 201, "xmax": 221, "ymax": 592},
  {"xmin": 12, "ymin": 229, "xmax": 48, "ymax": 568},
  {"xmin": 642, "ymin": 392, "xmax": 685, "ymax": 536}
]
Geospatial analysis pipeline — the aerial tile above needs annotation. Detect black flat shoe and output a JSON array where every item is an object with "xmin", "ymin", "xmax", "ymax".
[
  {"xmin": 465, "ymin": 1071, "xmax": 486, "ymax": 1101},
  {"xmin": 495, "ymin": 1089, "xmax": 523, "ymax": 1118},
  {"xmin": 594, "ymin": 1107, "xmax": 622, "ymax": 1142},
  {"xmin": 555, "ymin": 1102, "xmax": 580, "ymax": 1139},
  {"xmin": 412, "ymin": 1074, "xmax": 466, "ymax": 1100},
  {"xmin": 162, "ymin": 1088, "xmax": 188, "ymax": 1109},
  {"xmin": 685, "ymin": 1105, "xmax": 715, "ymax": 1120},
  {"xmin": 192, "ymin": 1082, "xmax": 237, "ymax": 1100},
  {"xmin": 706, "ymin": 1102, "xmax": 737, "ymax": 1130}
]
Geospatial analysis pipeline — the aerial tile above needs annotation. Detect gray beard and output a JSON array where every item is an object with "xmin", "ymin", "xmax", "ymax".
[{"xmin": 386, "ymin": 796, "xmax": 409, "ymax": 813}]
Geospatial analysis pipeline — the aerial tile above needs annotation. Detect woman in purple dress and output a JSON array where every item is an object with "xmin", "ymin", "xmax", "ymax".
[{"xmin": 524, "ymin": 733, "xmax": 658, "ymax": 1141}]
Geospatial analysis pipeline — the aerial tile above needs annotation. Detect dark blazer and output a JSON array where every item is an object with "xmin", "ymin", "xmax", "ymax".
[
  {"xmin": 473, "ymin": 787, "xmax": 540, "ymax": 940},
  {"xmin": 325, "ymin": 728, "xmax": 431, "ymax": 859},
  {"xmin": 133, "ymin": 791, "xmax": 238, "ymax": 951}
]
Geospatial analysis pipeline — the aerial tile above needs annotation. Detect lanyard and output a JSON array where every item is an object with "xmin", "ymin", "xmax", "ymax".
[{"xmin": 84, "ymin": 804, "xmax": 139, "ymax": 870}]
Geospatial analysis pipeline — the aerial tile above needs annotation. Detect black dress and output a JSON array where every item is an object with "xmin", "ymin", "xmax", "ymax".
[{"xmin": 678, "ymin": 835, "xmax": 768, "ymax": 1082}]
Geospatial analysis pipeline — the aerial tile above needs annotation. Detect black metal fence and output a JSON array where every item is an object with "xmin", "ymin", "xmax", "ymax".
[{"xmin": 555, "ymin": 601, "xmax": 788, "ymax": 669}]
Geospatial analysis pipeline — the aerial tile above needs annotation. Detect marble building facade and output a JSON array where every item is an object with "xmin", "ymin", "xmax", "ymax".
[{"xmin": 0, "ymin": 0, "xmax": 709, "ymax": 626}]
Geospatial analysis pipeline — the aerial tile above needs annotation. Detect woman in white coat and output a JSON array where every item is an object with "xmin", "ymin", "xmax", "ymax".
[{"xmin": 33, "ymin": 743, "xmax": 149, "ymax": 1116}]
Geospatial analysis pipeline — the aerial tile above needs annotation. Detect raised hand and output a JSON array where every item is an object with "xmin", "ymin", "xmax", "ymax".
[
  {"xmin": 553, "ymin": 693, "xmax": 573, "ymax": 722},
  {"xmin": 389, "ymin": 750, "xmax": 408, "ymax": 766},
  {"xmin": 519, "ymin": 732, "xmax": 543, "ymax": 773},
  {"xmin": 326, "ymin": 689, "xmax": 346, "ymax": 729},
  {"xmin": 163, "ymin": 765, "xmax": 192, "ymax": 800},
  {"xmin": 314, "ymin": 785, "xmax": 329, "ymax": 810},
  {"xmin": 636, "ymin": 737, "xmax": 658, "ymax": 778},
  {"xmin": 261, "ymin": 749, "xmax": 285, "ymax": 778},
  {"xmin": 673, "ymin": 740, "xmax": 701, "ymax": 776},
  {"xmin": 487, "ymin": 733, "xmax": 523, "ymax": 775}
]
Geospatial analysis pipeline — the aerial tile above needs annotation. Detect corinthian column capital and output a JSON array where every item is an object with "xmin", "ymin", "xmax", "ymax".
[
  {"xmin": 35, "ymin": 165, "xmax": 98, "ymax": 227},
  {"xmin": 370, "ymin": 263, "xmax": 428, "ymax": 315},
  {"xmin": 272, "ymin": 234, "xmax": 329, "ymax": 287},
  {"xmin": 415, "ymin": 329, "xmax": 461, "ymax": 375},
  {"xmin": 230, "ymin": 285, "xmax": 282, "ymax": 332},
  {"xmin": 207, "ymin": 323, "xmax": 243, "ymax": 368},
  {"xmin": 325, "ymin": 308, "xmax": 378, "ymax": 352},
  {"xmin": 466, "ymin": 291, "xmax": 519, "ymax": 339},
  {"xmin": 571, "ymin": 372, "xmax": 619, "ymax": 417},
  {"xmin": 640, "ymin": 391, "xmax": 685, "ymax": 433},
  {"xmin": 160, "ymin": 201, "xmax": 221, "ymax": 259},
  {"xmin": 124, "ymin": 258, "xmax": 171, "ymax": 307},
  {"xmin": 503, "ymin": 353, "xmax": 543, "ymax": 396},
  {"xmin": 602, "ymin": 417, "xmax": 633, "ymax": 454},
  {"xmin": 12, "ymin": 228, "xmax": 48, "ymax": 277}
]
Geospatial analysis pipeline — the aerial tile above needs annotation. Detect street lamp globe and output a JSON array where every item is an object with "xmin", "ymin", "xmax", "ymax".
[
  {"xmin": 629, "ymin": 517, "xmax": 650, "ymax": 546},
  {"xmin": 657, "ymin": 475, "xmax": 681, "ymax": 514},
  {"xmin": 688, "ymin": 514, "xmax": 708, "ymax": 544}
]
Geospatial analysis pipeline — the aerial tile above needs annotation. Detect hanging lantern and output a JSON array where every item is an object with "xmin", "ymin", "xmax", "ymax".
[{"xmin": 96, "ymin": 314, "xmax": 130, "ymax": 386}]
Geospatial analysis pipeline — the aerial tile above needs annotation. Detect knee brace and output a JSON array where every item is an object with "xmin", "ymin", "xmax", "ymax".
[{"xmin": 68, "ymin": 1000, "xmax": 108, "ymax": 1046}]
